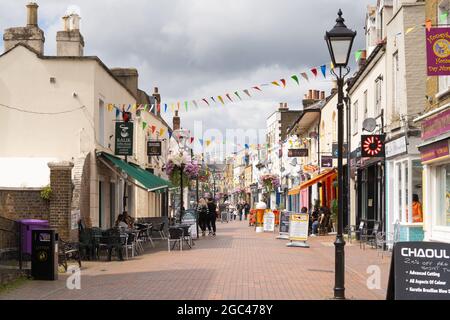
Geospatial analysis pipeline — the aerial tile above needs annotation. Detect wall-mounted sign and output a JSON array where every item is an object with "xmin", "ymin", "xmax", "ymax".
[
  {"xmin": 387, "ymin": 242, "xmax": 450, "ymax": 300},
  {"xmin": 419, "ymin": 139, "xmax": 450, "ymax": 163},
  {"xmin": 426, "ymin": 27, "xmax": 450, "ymax": 76},
  {"xmin": 361, "ymin": 135, "xmax": 385, "ymax": 158},
  {"xmin": 321, "ymin": 156, "xmax": 333, "ymax": 168},
  {"xmin": 288, "ymin": 149, "xmax": 308, "ymax": 157},
  {"xmin": 115, "ymin": 122, "xmax": 133, "ymax": 156},
  {"xmin": 332, "ymin": 143, "xmax": 348, "ymax": 158},
  {"xmin": 422, "ymin": 108, "xmax": 450, "ymax": 141},
  {"xmin": 147, "ymin": 140, "xmax": 162, "ymax": 156},
  {"xmin": 385, "ymin": 136, "xmax": 407, "ymax": 159}
]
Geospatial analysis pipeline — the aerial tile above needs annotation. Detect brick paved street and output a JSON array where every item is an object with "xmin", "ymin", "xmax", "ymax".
[{"xmin": 0, "ymin": 220, "xmax": 390, "ymax": 300}]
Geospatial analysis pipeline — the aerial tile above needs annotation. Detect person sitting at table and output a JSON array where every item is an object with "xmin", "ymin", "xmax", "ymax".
[
  {"xmin": 115, "ymin": 214, "xmax": 130, "ymax": 232},
  {"xmin": 123, "ymin": 211, "xmax": 135, "ymax": 228},
  {"xmin": 310, "ymin": 207, "xmax": 320, "ymax": 236}
]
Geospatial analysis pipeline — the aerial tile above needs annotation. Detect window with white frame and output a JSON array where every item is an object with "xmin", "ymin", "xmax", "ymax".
[
  {"xmin": 353, "ymin": 100, "xmax": 358, "ymax": 135},
  {"xmin": 375, "ymin": 76, "xmax": 382, "ymax": 116},
  {"xmin": 438, "ymin": 2, "xmax": 450, "ymax": 94},
  {"xmin": 436, "ymin": 163, "xmax": 450, "ymax": 227},
  {"xmin": 392, "ymin": 51, "xmax": 399, "ymax": 115},
  {"xmin": 393, "ymin": 158, "xmax": 423, "ymax": 224}
]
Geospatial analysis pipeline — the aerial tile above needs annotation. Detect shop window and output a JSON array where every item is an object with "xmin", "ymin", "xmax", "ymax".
[
  {"xmin": 411, "ymin": 160, "xmax": 423, "ymax": 223},
  {"xmin": 438, "ymin": 3, "xmax": 450, "ymax": 94},
  {"xmin": 437, "ymin": 164, "xmax": 450, "ymax": 227}
]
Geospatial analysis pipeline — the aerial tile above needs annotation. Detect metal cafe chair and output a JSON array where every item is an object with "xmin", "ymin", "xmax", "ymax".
[{"xmin": 167, "ymin": 227, "xmax": 184, "ymax": 252}]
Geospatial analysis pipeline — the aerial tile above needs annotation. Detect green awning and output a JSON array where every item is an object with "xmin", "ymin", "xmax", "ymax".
[{"xmin": 98, "ymin": 152, "xmax": 173, "ymax": 192}]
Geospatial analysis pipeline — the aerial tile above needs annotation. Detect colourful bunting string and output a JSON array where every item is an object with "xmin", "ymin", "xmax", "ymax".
[
  {"xmin": 211, "ymin": 97, "xmax": 216, "ymax": 104},
  {"xmin": 291, "ymin": 75, "xmax": 299, "ymax": 85},
  {"xmin": 280, "ymin": 79, "xmax": 286, "ymax": 88},
  {"xmin": 202, "ymin": 98, "xmax": 210, "ymax": 106},
  {"xmin": 301, "ymin": 72, "xmax": 309, "ymax": 82},
  {"xmin": 271, "ymin": 81, "xmax": 280, "ymax": 87},
  {"xmin": 218, "ymin": 96, "xmax": 225, "ymax": 105},
  {"xmin": 234, "ymin": 92, "xmax": 242, "ymax": 100},
  {"xmin": 311, "ymin": 68, "xmax": 318, "ymax": 77},
  {"xmin": 252, "ymin": 86, "xmax": 262, "ymax": 91},
  {"xmin": 226, "ymin": 94, "xmax": 233, "ymax": 102}
]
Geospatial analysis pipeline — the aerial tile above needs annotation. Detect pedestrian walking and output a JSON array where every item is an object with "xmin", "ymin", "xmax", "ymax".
[
  {"xmin": 244, "ymin": 201, "xmax": 250, "ymax": 220},
  {"xmin": 206, "ymin": 197, "xmax": 217, "ymax": 237},
  {"xmin": 197, "ymin": 198, "xmax": 209, "ymax": 237}
]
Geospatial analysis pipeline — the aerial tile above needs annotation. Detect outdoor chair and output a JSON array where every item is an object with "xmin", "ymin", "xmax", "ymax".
[
  {"xmin": 318, "ymin": 214, "xmax": 330, "ymax": 236},
  {"xmin": 152, "ymin": 222, "xmax": 167, "ymax": 240},
  {"xmin": 345, "ymin": 225, "xmax": 357, "ymax": 243},
  {"xmin": 98, "ymin": 229, "xmax": 124, "ymax": 261},
  {"xmin": 78, "ymin": 228, "xmax": 94, "ymax": 260},
  {"xmin": 123, "ymin": 232, "xmax": 136, "ymax": 259},
  {"xmin": 375, "ymin": 231, "xmax": 390, "ymax": 259},
  {"xmin": 167, "ymin": 227, "xmax": 184, "ymax": 252},
  {"xmin": 367, "ymin": 222, "xmax": 380, "ymax": 249},
  {"xmin": 58, "ymin": 239, "xmax": 81, "ymax": 272},
  {"xmin": 356, "ymin": 221, "xmax": 366, "ymax": 249}
]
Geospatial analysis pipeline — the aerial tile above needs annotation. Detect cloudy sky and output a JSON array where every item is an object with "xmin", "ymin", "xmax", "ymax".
[{"xmin": 0, "ymin": 0, "xmax": 373, "ymax": 159}]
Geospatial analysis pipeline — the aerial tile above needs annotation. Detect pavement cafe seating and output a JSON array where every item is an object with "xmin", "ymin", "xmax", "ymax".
[
  {"xmin": 58, "ymin": 239, "xmax": 81, "ymax": 272},
  {"xmin": 167, "ymin": 224, "xmax": 194, "ymax": 252}
]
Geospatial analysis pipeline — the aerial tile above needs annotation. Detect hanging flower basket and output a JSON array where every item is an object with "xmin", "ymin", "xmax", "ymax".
[
  {"xmin": 259, "ymin": 174, "xmax": 280, "ymax": 193},
  {"xmin": 165, "ymin": 151, "xmax": 199, "ymax": 188}
]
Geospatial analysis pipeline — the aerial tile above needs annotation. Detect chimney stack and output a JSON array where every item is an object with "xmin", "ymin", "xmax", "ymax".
[
  {"xmin": 320, "ymin": 91, "xmax": 325, "ymax": 100},
  {"xmin": 56, "ymin": 13, "xmax": 84, "ymax": 56},
  {"xmin": 358, "ymin": 50, "xmax": 367, "ymax": 70},
  {"xmin": 173, "ymin": 110, "xmax": 181, "ymax": 131},
  {"xmin": 3, "ymin": 2, "xmax": 45, "ymax": 54},
  {"xmin": 152, "ymin": 87, "xmax": 161, "ymax": 116}
]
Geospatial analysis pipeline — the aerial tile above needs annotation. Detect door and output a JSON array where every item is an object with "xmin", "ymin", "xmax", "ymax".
[
  {"xmin": 99, "ymin": 181, "xmax": 104, "ymax": 228},
  {"xmin": 110, "ymin": 182, "xmax": 116, "ymax": 228}
]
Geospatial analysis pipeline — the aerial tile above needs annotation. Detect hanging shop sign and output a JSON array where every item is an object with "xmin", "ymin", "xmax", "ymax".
[
  {"xmin": 332, "ymin": 143, "xmax": 348, "ymax": 158},
  {"xmin": 385, "ymin": 135, "xmax": 407, "ymax": 159},
  {"xmin": 288, "ymin": 149, "xmax": 308, "ymax": 157},
  {"xmin": 115, "ymin": 122, "xmax": 134, "ymax": 156},
  {"xmin": 426, "ymin": 27, "xmax": 450, "ymax": 76},
  {"xmin": 386, "ymin": 242, "xmax": 450, "ymax": 300},
  {"xmin": 321, "ymin": 156, "xmax": 333, "ymax": 168},
  {"xmin": 422, "ymin": 108, "xmax": 450, "ymax": 141},
  {"xmin": 361, "ymin": 135, "xmax": 385, "ymax": 158},
  {"xmin": 419, "ymin": 139, "xmax": 450, "ymax": 163},
  {"xmin": 147, "ymin": 140, "xmax": 162, "ymax": 156}
]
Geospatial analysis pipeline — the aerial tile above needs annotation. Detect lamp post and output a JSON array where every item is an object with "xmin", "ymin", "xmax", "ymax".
[{"xmin": 325, "ymin": 9, "xmax": 356, "ymax": 300}]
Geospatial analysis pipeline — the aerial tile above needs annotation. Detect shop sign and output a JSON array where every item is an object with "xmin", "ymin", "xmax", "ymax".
[
  {"xmin": 422, "ymin": 109, "xmax": 450, "ymax": 141},
  {"xmin": 147, "ymin": 140, "xmax": 162, "ymax": 156},
  {"xmin": 321, "ymin": 156, "xmax": 333, "ymax": 168},
  {"xmin": 385, "ymin": 136, "xmax": 407, "ymax": 159},
  {"xmin": 181, "ymin": 211, "xmax": 198, "ymax": 239},
  {"xmin": 288, "ymin": 213, "xmax": 309, "ymax": 241},
  {"xmin": 361, "ymin": 135, "xmax": 385, "ymax": 158},
  {"xmin": 387, "ymin": 242, "xmax": 450, "ymax": 300},
  {"xmin": 426, "ymin": 27, "xmax": 450, "ymax": 76},
  {"xmin": 420, "ymin": 139, "xmax": 450, "ymax": 163},
  {"xmin": 115, "ymin": 122, "xmax": 134, "ymax": 156},
  {"xmin": 263, "ymin": 211, "xmax": 275, "ymax": 232},
  {"xmin": 332, "ymin": 143, "xmax": 348, "ymax": 158},
  {"xmin": 288, "ymin": 149, "xmax": 308, "ymax": 157}
]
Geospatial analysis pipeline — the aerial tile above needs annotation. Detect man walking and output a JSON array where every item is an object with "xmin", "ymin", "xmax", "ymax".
[{"xmin": 207, "ymin": 197, "xmax": 217, "ymax": 237}]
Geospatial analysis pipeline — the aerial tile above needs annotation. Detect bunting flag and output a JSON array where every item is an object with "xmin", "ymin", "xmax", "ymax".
[
  {"xmin": 151, "ymin": 125, "xmax": 156, "ymax": 133},
  {"xmin": 159, "ymin": 128, "xmax": 165, "ymax": 136},
  {"xmin": 311, "ymin": 68, "xmax": 318, "ymax": 77},
  {"xmin": 226, "ymin": 93, "xmax": 233, "ymax": 102},
  {"xmin": 252, "ymin": 86, "xmax": 262, "ymax": 91},
  {"xmin": 271, "ymin": 81, "xmax": 280, "ymax": 87},
  {"xmin": 164, "ymin": 103, "xmax": 168, "ymax": 112},
  {"xmin": 142, "ymin": 121, "xmax": 147, "ymax": 130},
  {"xmin": 405, "ymin": 26, "xmax": 416, "ymax": 35},
  {"xmin": 149, "ymin": 104, "xmax": 155, "ymax": 113},
  {"xmin": 355, "ymin": 50, "xmax": 362, "ymax": 62},
  {"xmin": 168, "ymin": 131, "xmax": 172, "ymax": 139},
  {"xmin": 301, "ymin": 72, "xmax": 309, "ymax": 82},
  {"xmin": 190, "ymin": 137, "xmax": 194, "ymax": 144},
  {"xmin": 127, "ymin": 104, "xmax": 131, "ymax": 112},
  {"xmin": 218, "ymin": 96, "xmax": 225, "ymax": 105},
  {"xmin": 425, "ymin": 19, "xmax": 432, "ymax": 32},
  {"xmin": 199, "ymin": 139, "xmax": 204, "ymax": 146},
  {"xmin": 132, "ymin": 104, "xmax": 137, "ymax": 112},
  {"xmin": 177, "ymin": 102, "xmax": 180, "ymax": 110},
  {"xmin": 320, "ymin": 65, "xmax": 327, "ymax": 78},
  {"xmin": 192, "ymin": 100, "xmax": 199, "ymax": 108},
  {"xmin": 330, "ymin": 62, "xmax": 334, "ymax": 70},
  {"xmin": 202, "ymin": 98, "xmax": 210, "ymax": 106},
  {"xmin": 185, "ymin": 101, "xmax": 188, "ymax": 111},
  {"xmin": 440, "ymin": 12, "xmax": 449, "ymax": 23},
  {"xmin": 243, "ymin": 89, "xmax": 251, "ymax": 97},
  {"xmin": 234, "ymin": 92, "xmax": 242, "ymax": 100},
  {"xmin": 157, "ymin": 103, "xmax": 161, "ymax": 113},
  {"xmin": 280, "ymin": 79, "xmax": 286, "ymax": 88},
  {"xmin": 115, "ymin": 108, "xmax": 120, "ymax": 118},
  {"xmin": 291, "ymin": 75, "xmax": 299, "ymax": 85},
  {"xmin": 107, "ymin": 103, "xmax": 113, "ymax": 112},
  {"xmin": 245, "ymin": 144, "xmax": 249, "ymax": 149},
  {"xmin": 211, "ymin": 97, "xmax": 216, "ymax": 104}
]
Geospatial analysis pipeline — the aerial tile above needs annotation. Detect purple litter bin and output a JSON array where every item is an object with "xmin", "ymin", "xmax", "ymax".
[{"xmin": 19, "ymin": 219, "xmax": 50, "ymax": 256}]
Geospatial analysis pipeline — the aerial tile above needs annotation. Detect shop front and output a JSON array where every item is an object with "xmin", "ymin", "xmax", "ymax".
[
  {"xmin": 385, "ymin": 134, "xmax": 424, "ymax": 242},
  {"xmin": 418, "ymin": 107, "xmax": 450, "ymax": 243}
]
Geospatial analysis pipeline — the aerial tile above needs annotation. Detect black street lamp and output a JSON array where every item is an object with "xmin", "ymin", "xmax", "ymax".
[{"xmin": 325, "ymin": 9, "xmax": 356, "ymax": 300}]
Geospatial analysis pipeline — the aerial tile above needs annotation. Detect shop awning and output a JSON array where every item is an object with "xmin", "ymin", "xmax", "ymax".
[
  {"xmin": 98, "ymin": 152, "xmax": 173, "ymax": 192},
  {"xmin": 299, "ymin": 169, "xmax": 337, "ymax": 190},
  {"xmin": 288, "ymin": 186, "xmax": 301, "ymax": 196}
]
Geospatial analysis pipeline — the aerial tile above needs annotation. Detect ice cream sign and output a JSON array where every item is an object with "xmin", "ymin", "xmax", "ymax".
[{"xmin": 426, "ymin": 28, "xmax": 450, "ymax": 76}]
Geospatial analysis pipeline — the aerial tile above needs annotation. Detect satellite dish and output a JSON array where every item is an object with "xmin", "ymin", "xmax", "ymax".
[
  {"xmin": 290, "ymin": 158, "xmax": 298, "ymax": 166},
  {"xmin": 362, "ymin": 118, "xmax": 377, "ymax": 132}
]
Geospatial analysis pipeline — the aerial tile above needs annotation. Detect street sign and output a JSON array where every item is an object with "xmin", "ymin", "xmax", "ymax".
[
  {"xmin": 288, "ymin": 149, "xmax": 308, "ymax": 157},
  {"xmin": 332, "ymin": 143, "xmax": 348, "ymax": 158},
  {"xmin": 386, "ymin": 242, "xmax": 450, "ymax": 300},
  {"xmin": 321, "ymin": 156, "xmax": 333, "ymax": 168},
  {"xmin": 361, "ymin": 134, "xmax": 385, "ymax": 158},
  {"xmin": 115, "ymin": 122, "xmax": 134, "ymax": 156},
  {"xmin": 263, "ymin": 211, "xmax": 275, "ymax": 232},
  {"xmin": 147, "ymin": 140, "xmax": 162, "ymax": 156}
]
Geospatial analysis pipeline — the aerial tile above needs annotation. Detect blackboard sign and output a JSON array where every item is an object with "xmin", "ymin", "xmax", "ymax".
[
  {"xmin": 147, "ymin": 140, "xmax": 162, "ymax": 156},
  {"xmin": 288, "ymin": 149, "xmax": 308, "ymax": 157},
  {"xmin": 279, "ymin": 211, "xmax": 291, "ymax": 234},
  {"xmin": 115, "ymin": 122, "xmax": 134, "ymax": 156},
  {"xmin": 387, "ymin": 242, "xmax": 450, "ymax": 300},
  {"xmin": 181, "ymin": 210, "xmax": 198, "ymax": 239}
]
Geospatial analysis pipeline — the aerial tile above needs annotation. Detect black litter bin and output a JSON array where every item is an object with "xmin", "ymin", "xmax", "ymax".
[{"xmin": 31, "ymin": 229, "xmax": 58, "ymax": 280}]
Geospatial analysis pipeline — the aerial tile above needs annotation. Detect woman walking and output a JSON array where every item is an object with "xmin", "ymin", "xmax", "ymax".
[
  {"xmin": 197, "ymin": 198, "xmax": 209, "ymax": 237},
  {"xmin": 207, "ymin": 197, "xmax": 217, "ymax": 237}
]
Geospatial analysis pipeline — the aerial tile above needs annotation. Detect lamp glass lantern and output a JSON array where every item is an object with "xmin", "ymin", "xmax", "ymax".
[{"xmin": 325, "ymin": 9, "xmax": 356, "ymax": 68}]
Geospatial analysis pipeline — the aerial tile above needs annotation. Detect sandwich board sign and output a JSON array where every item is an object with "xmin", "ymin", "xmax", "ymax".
[
  {"xmin": 386, "ymin": 241, "xmax": 450, "ymax": 300},
  {"xmin": 277, "ymin": 210, "xmax": 291, "ymax": 240},
  {"xmin": 181, "ymin": 211, "xmax": 198, "ymax": 239},
  {"xmin": 286, "ymin": 213, "xmax": 309, "ymax": 248},
  {"xmin": 263, "ymin": 211, "xmax": 275, "ymax": 232}
]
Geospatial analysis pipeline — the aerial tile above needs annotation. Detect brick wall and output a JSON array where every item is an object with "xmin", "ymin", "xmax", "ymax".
[{"xmin": 0, "ymin": 188, "xmax": 49, "ymax": 221}]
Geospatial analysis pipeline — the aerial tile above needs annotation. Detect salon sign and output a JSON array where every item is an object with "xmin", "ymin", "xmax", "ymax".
[{"xmin": 426, "ymin": 28, "xmax": 450, "ymax": 76}]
